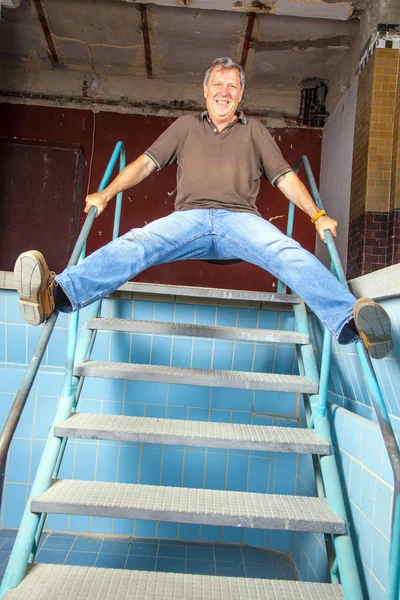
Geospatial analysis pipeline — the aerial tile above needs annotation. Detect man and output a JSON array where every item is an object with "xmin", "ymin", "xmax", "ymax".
[{"xmin": 14, "ymin": 57, "xmax": 392, "ymax": 359}]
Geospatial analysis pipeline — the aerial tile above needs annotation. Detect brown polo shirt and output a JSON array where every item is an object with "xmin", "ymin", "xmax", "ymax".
[{"xmin": 144, "ymin": 111, "xmax": 292, "ymax": 215}]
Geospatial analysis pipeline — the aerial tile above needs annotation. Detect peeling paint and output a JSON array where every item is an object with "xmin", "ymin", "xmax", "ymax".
[{"xmin": 268, "ymin": 214, "xmax": 284, "ymax": 222}]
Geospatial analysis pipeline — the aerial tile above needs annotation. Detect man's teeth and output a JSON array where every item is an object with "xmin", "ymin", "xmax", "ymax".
[{"xmin": 216, "ymin": 100, "xmax": 229, "ymax": 104}]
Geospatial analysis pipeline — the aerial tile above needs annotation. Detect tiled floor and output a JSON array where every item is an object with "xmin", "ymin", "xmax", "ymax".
[{"xmin": 0, "ymin": 529, "xmax": 299, "ymax": 583}]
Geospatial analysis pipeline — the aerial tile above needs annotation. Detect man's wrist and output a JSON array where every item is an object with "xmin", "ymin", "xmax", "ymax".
[{"xmin": 311, "ymin": 209, "xmax": 326, "ymax": 224}]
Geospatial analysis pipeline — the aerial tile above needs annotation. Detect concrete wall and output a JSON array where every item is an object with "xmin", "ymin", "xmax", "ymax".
[{"xmin": 316, "ymin": 77, "xmax": 358, "ymax": 269}]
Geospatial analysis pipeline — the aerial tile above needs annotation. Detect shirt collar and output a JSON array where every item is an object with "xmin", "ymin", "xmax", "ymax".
[{"xmin": 201, "ymin": 110, "xmax": 248, "ymax": 124}]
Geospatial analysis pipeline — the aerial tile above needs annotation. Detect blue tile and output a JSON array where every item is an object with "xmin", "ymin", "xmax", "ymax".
[
  {"xmin": 131, "ymin": 334, "xmax": 151, "ymax": 364},
  {"xmin": 253, "ymin": 345, "xmax": 274, "ymax": 373},
  {"xmin": 209, "ymin": 410, "xmax": 230, "ymax": 425},
  {"xmin": 374, "ymin": 480, "xmax": 392, "ymax": 538},
  {"xmin": 231, "ymin": 411, "xmax": 252, "ymax": 425},
  {"xmin": 166, "ymin": 405, "xmax": 187, "ymax": 420},
  {"xmin": 110, "ymin": 333, "xmax": 130, "ymax": 363},
  {"xmin": 65, "ymin": 551, "xmax": 97, "ymax": 566},
  {"xmin": 216, "ymin": 307, "xmax": 237, "ymax": 327},
  {"xmin": 151, "ymin": 336, "xmax": 172, "ymax": 366},
  {"xmin": 35, "ymin": 548, "xmax": 68, "ymax": 564},
  {"xmin": 2, "ymin": 483, "xmax": 26, "ymax": 528},
  {"xmin": 15, "ymin": 393, "xmax": 35, "ymax": 438},
  {"xmin": 112, "ymin": 298, "xmax": 133, "ymax": 320},
  {"xmin": 273, "ymin": 345, "xmax": 295, "ymax": 375},
  {"xmin": 372, "ymin": 528, "xmax": 389, "ymax": 587},
  {"xmin": 201, "ymin": 525, "xmax": 221, "ymax": 542},
  {"xmin": 96, "ymin": 445, "xmax": 118, "ymax": 482},
  {"xmin": 186, "ymin": 559, "xmax": 215, "ymax": 575},
  {"xmin": 187, "ymin": 407, "xmax": 209, "ymax": 421},
  {"xmin": 71, "ymin": 536, "xmax": 103, "ymax": 553},
  {"xmin": 273, "ymin": 461, "xmax": 296, "ymax": 495},
  {"xmin": 248, "ymin": 456, "xmax": 270, "ymax": 493},
  {"xmin": 186, "ymin": 543, "xmax": 214, "ymax": 561},
  {"xmin": 279, "ymin": 312, "xmax": 295, "ymax": 331},
  {"xmin": 46, "ymin": 513, "xmax": 69, "ymax": 531},
  {"xmin": 118, "ymin": 446, "xmax": 140, "ymax": 484},
  {"xmin": 90, "ymin": 332, "xmax": 111, "ymax": 362},
  {"xmin": 171, "ymin": 338, "xmax": 192, "ymax": 368},
  {"xmin": 129, "ymin": 541, "xmax": 158, "ymax": 556},
  {"xmin": 195, "ymin": 306, "xmax": 216, "ymax": 326},
  {"xmin": 126, "ymin": 555, "xmax": 156, "ymax": 570},
  {"xmin": 134, "ymin": 521, "xmax": 156, "ymax": 537},
  {"xmin": 74, "ymin": 443, "xmax": 96, "ymax": 480},
  {"xmin": 0, "ymin": 325, "xmax": 5, "ymax": 363},
  {"xmin": 205, "ymin": 452, "xmax": 226, "ymax": 490},
  {"xmin": 356, "ymin": 513, "xmax": 374, "ymax": 569},
  {"xmin": 215, "ymin": 546, "xmax": 242, "ymax": 562},
  {"xmin": 369, "ymin": 576, "xmax": 386, "ymax": 600},
  {"xmin": 78, "ymin": 399, "xmax": 101, "ymax": 414},
  {"xmin": 270, "ymin": 531, "xmax": 292, "ymax": 552},
  {"xmin": 101, "ymin": 400, "xmax": 122, "ymax": 416},
  {"xmin": 360, "ymin": 469, "xmax": 376, "ymax": 523},
  {"xmin": 133, "ymin": 301, "xmax": 153, "ymax": 321},
  {"xmin": 69, "ymin": 516, "xmax": 91, "ymax": 533},
  {"xmin": 233, "ymin": 343, "xmax": 254, "ymax": 372},
  {"xmin": 243, "ymin": 528, "xmax": 266, "ymax": 548},
  {"xmin": 178, "ymin": 524, "xmax": 200, "ymax": 541},
  {"xmin": 33, "ymin": 395, "xmax": 58, "ymax": 438},
  {"xmin": 245, "ymin": 562, "xmax": 276, "ymax": 578},
  {"xmin": 114, "ymin": 519, "xmax": 135, "ymax": 536},
  {"xmin": 216, "ymin": 562, "xmax": 245, "ymax": 577},
  {"xmin": 157, "ymin": 522, "xmax": 178, "ymax": 539},
  {"xmin": 7, "ymin": 439, "xmax": 30, "ymax": 484},
  {"xmin": 42, "ymin": 535, "xmax": 75, "ymax": 551},
  {"xmin": 124, "ymin": 402, "xmax": 145, "ymax": 417},
  {"xmin": 258, "ymin": 310, "xmax": 279, "ymax": 330},
  {"xmin": 29, "ymin": 440, "xmax": 46, "ymax": 483},
  {"xmin": 154, "ymin": 302, "xmax": 174, "ymax": 322},
  {"xmin": 0, "ymin": 290, "xmax": 6, "ymax": 322},
  {"xmin": 101, "ymin": 540, "xmax": 131, "ymax": 554},
  {"xmin": 175, "ymin": 304, "xmax": 195, "ymax": 324},
  {"xmin": 192, "ymin": 339, "xmax": 212, "ymax": 369},
  {"xmin": 212, "ymin": 341, "xmax": 234, "ymax": 371},
  {"xmin": 237, "ymin": 309, "xmax": 258, "ymax": 329},
  {"xmin": 140, "ymin": 447, "xmax": 162, "ymax": 485},
  {"xmin": 95, "ymin": 553, "xmax": 126, "ymax": 568},
  {"xmin": 6, "ymin": 292, "xmax": 26, "ymax": 325},
  {"xmin": 222, "ymin": 527, "xmax": 242, "ymax": 544},
  {"xmin": 156, "ymin": 557, "xmax": 186, "ymax": 573},
  {"xmin": 47, "ymin": 327, "xmax": 69, "ymax": 367},
  {"xmin": 343, "ymin": 414, "xmax": 362, "ymax": 459},
  {"xmin": 126, "ymin": 381, "xmax": 167, "ymax": 405},
  {"xmin": 211, "ymin": 388, "xmax": 253, "ymax": 411},
  {"xmin": 7, "ymin": 325, "xmax": 27, "ymax": 364},
  {"xmin": 0, "ymin": 367, "xmax": 24, "ymax": 394},
  {"xmin": 0, "ymin": 394, "xmax": 13, "ymax": 432},
  {"xmin": 145, "ymin": 404, "xmax": 166, "ymax": 419},
  {"xmin": 161, "ymin": 448, "xmax": 184, "ymax": 487},
  {"xmin": 168, "ymin": 385, "xmax": 209, "ymax": 408},
  {"xmin": 91, "ymin": 517, "xmax": 112, "ymax": 535},
  {"xmin": 226, "ymin": 454, "xmax": 248, "ymax": 492},
  {"xmin": 158, "ymin": 543, "xmax": 185, "ymax": 558},
  {"xmin": 183, "ymin": 451, "xmax": 205, "ymax": 488}
]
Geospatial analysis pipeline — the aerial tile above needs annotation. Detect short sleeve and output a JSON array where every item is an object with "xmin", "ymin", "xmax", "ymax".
[
  {"xmin": 144, "ymin": 118, "xmax": 183, "ymax": 171},
  {"xmin": 255, "ymin": 122, "xmax": 292, "ymax": 185}
]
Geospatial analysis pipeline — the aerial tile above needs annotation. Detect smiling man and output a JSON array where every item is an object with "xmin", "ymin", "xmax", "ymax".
[{"xmin": 14, "ymin": 57, "xmax": 393, "ymax": 359}]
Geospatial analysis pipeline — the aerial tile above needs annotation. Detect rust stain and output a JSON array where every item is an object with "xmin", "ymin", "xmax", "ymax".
[
  {"xmin": 32, "ymin": 0, "xmax": 60, "ymax": 64},
  {"xmin": 240, "ymin": 13, "xmax": 256, "ymax": 69},
  {"xmin": 138, "ymin": 4, "xmax": 152, "ymax": 79}
]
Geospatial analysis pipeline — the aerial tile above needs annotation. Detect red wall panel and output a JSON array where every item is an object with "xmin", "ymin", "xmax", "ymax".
[{"xmin": 1, "ymin": 103, "xmax": 321, "ymax": 292}]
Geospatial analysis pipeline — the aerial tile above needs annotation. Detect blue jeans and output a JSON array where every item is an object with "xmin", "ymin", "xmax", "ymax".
[{"xmin": 56, "ymin": 209, "xmax": 358, "ymax": 342}]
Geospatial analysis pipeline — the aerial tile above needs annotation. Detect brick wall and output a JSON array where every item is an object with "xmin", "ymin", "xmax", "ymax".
[{"xmin": 348, "ymin": 48, "xmax": 400, "ymax": 279}]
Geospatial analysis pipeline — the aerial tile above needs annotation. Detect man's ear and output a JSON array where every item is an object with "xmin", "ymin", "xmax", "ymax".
[
  {"xmin": 203, "ymin": 83, "xmax": 208, "ymax": 99},
  {"xmin": 239, "ymin": 88, "xmax": 244, "ymax": 102}
]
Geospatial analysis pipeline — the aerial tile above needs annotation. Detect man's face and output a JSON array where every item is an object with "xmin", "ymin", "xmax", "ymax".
[{"xmin": 203, "ymin": 66, "xmax": 243, "ymax": 123}]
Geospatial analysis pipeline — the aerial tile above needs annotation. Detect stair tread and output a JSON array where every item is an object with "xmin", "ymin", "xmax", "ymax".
[
  {"xmin": 3, "ymin": 563, "xmax": 343, "ymax": 599},
  {"xmin": 73, "ymin": 361, "xmax": 318, "ymax": 393},
  {"xmin": 55, "ymin": 413, "xmax": 330, "ymax": 454},
  {"xmin": 31, "ymin": 480, "xmax": 345, "ymax": 534},
  {"xmin": 87, "ymin": 318, "xmax": 309, "ymax": 344}
]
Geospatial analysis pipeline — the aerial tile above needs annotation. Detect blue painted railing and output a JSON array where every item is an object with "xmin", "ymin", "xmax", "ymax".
[
  {"xmin": 287, "ymin": 155, "xmax": 400, "ymax": 600},
  {"xmin": 0, "ymin": 141, "xmax": 126, "ymax": 598}
]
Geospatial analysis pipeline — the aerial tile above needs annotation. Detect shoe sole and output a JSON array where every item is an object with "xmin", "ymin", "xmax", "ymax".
[
  {"xmin": 354, "ymin": 301, "xmax": 393, "ymax": 360},
  {"xmin": 14, "ymin": 251, "xmax": 49, "ymax": 326}
]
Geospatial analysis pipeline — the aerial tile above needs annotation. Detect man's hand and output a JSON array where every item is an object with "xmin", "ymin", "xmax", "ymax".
[
  {"xmin": 84, "ymin": 191, "xmax": 108, "ymax": 217},
  {"xmin": 315, "ymin": 215, "xmax": 337, "ymax": 243}
]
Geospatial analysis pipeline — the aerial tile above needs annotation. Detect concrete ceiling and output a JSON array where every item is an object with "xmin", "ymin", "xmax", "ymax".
[{"xmin": 0, "ymin": 0, "xmax": 362, "ymax": 122}]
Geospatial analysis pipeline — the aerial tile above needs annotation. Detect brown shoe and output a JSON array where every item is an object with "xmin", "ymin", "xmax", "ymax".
[
  {"xmin": 14, "ymin": 251, "xmax": 56, "ymax": 326},
  {"xmin": 353, "ymin": 297, "xmax": 393, "ymax": 359}
]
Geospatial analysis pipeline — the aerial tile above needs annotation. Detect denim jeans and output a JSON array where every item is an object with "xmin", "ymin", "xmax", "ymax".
[{"xmin": 56, "ymin": 209, "xmax": 358, "ymax": 342}]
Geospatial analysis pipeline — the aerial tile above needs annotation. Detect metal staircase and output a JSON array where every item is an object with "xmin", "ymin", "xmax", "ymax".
[{"xmin": 0, "ymin": 143, "xmax": 399, "ymax": 600}]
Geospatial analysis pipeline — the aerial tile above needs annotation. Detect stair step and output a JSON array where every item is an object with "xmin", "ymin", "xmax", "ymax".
[
  {"xmin": 55, "ymin": 413, "xmax": 330, "ymax": 455},
  {"xmin": 31, "ymin": 480, "xmax": 345, "ymax": 534},
  {"xmin": 87, "ymin": 318, "xmax": 309, "ymax": 344},
  {"xmin": 73, "ymin": 361, "xmax": 318, "ymax": 393},
  {"xmin": 3, "ymin": 563, "xmax": 343, "ymax": 599}
]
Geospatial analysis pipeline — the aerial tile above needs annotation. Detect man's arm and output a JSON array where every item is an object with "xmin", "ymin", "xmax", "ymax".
[
  {"xmin": 84, "ymin": 153, "xmax": 157, "ymax": 217},
  {"xmin": 275, "ymin": 171, "xmax": 337, "ymax": 243}
]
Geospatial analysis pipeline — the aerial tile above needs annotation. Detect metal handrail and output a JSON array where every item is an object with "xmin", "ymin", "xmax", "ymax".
[
  {"xmin": 289, "ymin": 155, "xmax": 400, "ymax": 600},
  {"xmin": 0, "ymin": 141, "xmax": 126, "ymax": 597}
]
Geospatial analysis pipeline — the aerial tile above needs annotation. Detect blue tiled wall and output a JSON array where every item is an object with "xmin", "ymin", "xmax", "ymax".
[
  {"xmin": 292, "ymin": 297, "xmax": 399, "ymax": 598},
  {"xmin": 0, "ymin": 289, "xmax": 299, "ymax": 552}
]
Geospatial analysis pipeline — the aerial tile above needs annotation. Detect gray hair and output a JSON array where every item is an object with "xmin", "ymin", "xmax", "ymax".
[{"xmin": 204, "ymin": 57, "xmax": 245, "ymax": 90}]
